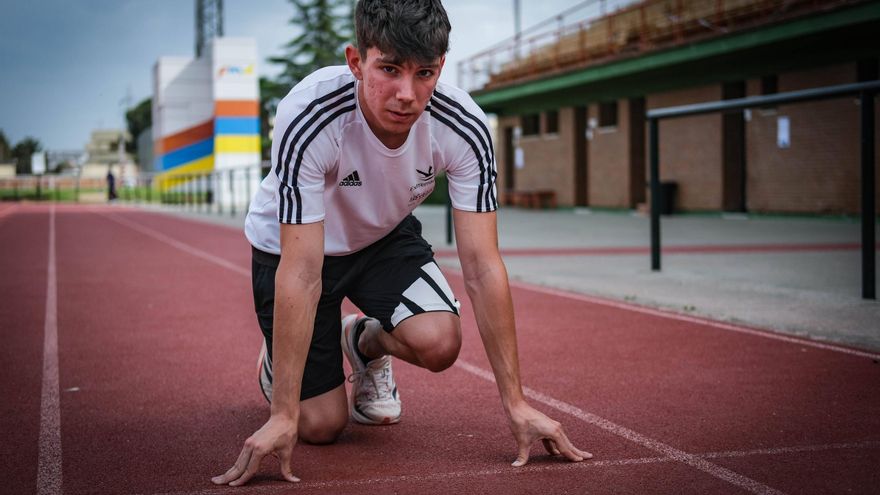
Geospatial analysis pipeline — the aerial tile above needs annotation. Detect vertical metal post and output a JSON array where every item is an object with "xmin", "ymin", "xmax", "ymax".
[
  {"xmin": 228, "ymin": 169, "xmax": 235, "ymax": 217},
  {"xmin": 445, "ymin": 193, "xmax": 453, "ymax": 245},
  {"xmin": 245, "ymin": 166, "xmax": 252, "ymax": 207},
  {"xmin": 650, "ymin": 118, "xmax": 661, "ymax": 271},
  {"xmin": 860, "ymin": 91, "xmax": 876, "ymax": 300}
]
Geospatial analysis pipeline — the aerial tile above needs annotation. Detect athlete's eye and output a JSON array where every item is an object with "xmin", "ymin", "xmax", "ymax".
[
  {"xmin": 381, "ymin": 66, "xmax": 397, "ymax": 74},
  {"xmin": 418, "ymin": 70, "xmax": 435, "ymax": 78}
]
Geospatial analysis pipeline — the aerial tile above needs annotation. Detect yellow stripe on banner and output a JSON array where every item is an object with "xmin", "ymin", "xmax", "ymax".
[
  {"xmin": 155, "ymin": 155, "xmax": 215, "ymax": 192},
  {"xmin": 215, "ymin": 135, "xmax": 260, "ymax": 153}
]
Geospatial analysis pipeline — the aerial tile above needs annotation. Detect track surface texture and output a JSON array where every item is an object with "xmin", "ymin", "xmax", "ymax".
[{"xmin": 4, "ymin": 204, "xmax": 879, "ymax": 495}]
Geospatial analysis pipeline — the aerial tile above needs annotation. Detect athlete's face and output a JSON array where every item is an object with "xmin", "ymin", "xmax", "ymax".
[{"xmin": 346, "ymin": 45, "xmax": 444, "ymax": 149}]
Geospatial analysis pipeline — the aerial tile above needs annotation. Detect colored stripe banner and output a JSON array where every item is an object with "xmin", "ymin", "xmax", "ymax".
[
  {"xmin": 160, "ymin": 138, "xmax": 214, "ymax": 170},
  {"xmin": 215, "ymin": 100, "xmax": 259, "ymax": 117},
  {"xmin": 215, "ymin": 135, "xmax": 260, "ymax": 153},
  {"xmin": 156, "ymin": 120, "xmax": 214, "ymax": 155},
  {"xmin": 155, "ymin": 155, "xmax": 216, "ymax": 191},
  {"xmin": 215, "ymin": 117, "xmax": 260, "ymax": 135}
]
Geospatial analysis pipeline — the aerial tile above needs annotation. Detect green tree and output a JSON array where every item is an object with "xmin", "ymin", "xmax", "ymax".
[
  {"xmin": 270, "ymin": 0, "xmax": 353, "ymax": 88},
  {"xmin": 0, "ymin": 129, "xmax": 10, "ymax": 162},
  {"xmin": 260, "ymin": 0, "xmax": 355, "ymax": 160},
  {"xmin": 126, "ymin": 97, "xmax": 152, "ymax": 158},
  {"xmin": 12, "ymin": 137, "xmax": 42, "ymax": 175}
]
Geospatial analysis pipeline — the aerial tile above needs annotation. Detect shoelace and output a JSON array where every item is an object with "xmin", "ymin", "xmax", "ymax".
[{"xmin": 347, "ymin": 358, "xmax": 394, "ymax": 402}]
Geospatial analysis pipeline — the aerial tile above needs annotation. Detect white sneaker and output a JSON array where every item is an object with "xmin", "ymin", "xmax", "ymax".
[
  {"xmin": 341, "ymin": 314, "xmax": 401, "ymax": 425},
  {"xmin": 257, "ymin": 338, "xmax": 273, "ymax": 403}
]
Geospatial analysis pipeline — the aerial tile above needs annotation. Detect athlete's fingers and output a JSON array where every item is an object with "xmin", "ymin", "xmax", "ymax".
[
  {"xmin": 542, "ymin": 438, "xmax": 561, "ymax": 456},
  {"xmin": 550, "ymin": 429, "xmax": 585, "ymax": 463},
  {"xmin": 229, "ymin": 447, "xmax": 265, "ymax": 487},
  {"xmin": 277, "ymin": 446, "xmax": 301, "ymax": 483},
  {"xmin": 558, "ymin": 432, "xmax": 593, "ymax": 459},
  {"xmin": 512, "ymin": 441, "xmax": 531, "ymax": 467},
  {"xmin": 211, "ymin": 444, "xmax": 253, "ymax": 485}
]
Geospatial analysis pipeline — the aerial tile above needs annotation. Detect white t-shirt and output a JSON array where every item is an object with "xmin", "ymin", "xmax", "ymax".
[{"xmin": 245, "ymin": 65, "xmax": 498, "ymax": 256}]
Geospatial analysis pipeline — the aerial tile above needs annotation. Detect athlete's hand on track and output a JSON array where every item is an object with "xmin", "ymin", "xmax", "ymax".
[
  {"xmin": 507, "ymin": 403, "xmax": 593, "ymax": 467},
  {"xmin": 211, "ymin": 414, "xmax": 300, "ymax": 486}
]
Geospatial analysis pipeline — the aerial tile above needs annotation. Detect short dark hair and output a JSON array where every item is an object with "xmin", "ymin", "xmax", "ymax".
[{"xmin": 355, "ymin": 0, "xmax": 451, "ymax": 64}]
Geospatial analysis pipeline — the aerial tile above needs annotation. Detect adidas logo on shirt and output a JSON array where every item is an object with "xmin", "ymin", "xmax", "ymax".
[{"xmin": 339, "ymin": 170, "xmax": 362, "ymax": 187}]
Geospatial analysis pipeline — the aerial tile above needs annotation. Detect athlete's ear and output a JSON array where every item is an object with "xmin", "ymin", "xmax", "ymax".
[{"xmin": 345, "ymin": 44, "xmax": 364, "ymax": 80}]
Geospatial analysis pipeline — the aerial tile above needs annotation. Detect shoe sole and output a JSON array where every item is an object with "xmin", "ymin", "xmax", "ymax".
[{"xmin": 341, "ymin": 314, "xmax": 400, "ymax": 425}]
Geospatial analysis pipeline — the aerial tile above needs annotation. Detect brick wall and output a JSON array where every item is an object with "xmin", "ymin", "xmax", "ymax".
[
  {"xmin": 746, "ymin": 63, "xmax": 880, "ymax": 214},
  {"xmin": 647, "ymin": 85, "xmax": 724, "ymax": 211},
  {"xmin": 497, "ymin": 109, "xmax": 576, "ymax": 206},
  {"xmin": 588, "ymin": 100, "xmax": 631, "ymax": 208}
]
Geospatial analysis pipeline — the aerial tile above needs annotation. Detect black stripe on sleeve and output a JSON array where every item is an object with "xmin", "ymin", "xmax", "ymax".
[
  {"xmin": 286, "ymin": 103, "xmax": 357, "ymax": 224},
  {"xmin": 276, "ymin": 90, "xmax": 355, "ymax": 223},
  {"xmin": 274, "ymin": 82, "xmax": 355, "ymax": 177},
  {"xmin": 428, "ymin": 106, "xmax": 487, "ymax": 212},
  {"xmin": 433, "ymin": 91, "xmax": 498, "ymax": 210},
  {"xmin": 430, "ymin": 97, "xmax": 498, "ymax": 211}
]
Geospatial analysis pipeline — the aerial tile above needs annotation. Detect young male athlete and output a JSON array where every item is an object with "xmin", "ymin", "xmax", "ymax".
[{"xmin": 212, "ymin": 0, "xmax": 591, "ymax": 486}]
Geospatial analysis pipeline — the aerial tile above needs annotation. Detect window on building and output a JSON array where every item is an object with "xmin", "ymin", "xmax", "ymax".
[
  {"xmin": 761, "ymin": 75, "xmax": 778, "ymax": 95},
  {"xmin": 545, "ymin": 110, "xmax": 559, "ymax": 134},
  {"xmin": 521, "ymin": 114, "xmax": 540, "ymax": 136},
  {"xmin": 598, "ymin": 101, "xmax": 618, "ymax": 127},
  {"xmin": 857, "ymin": 59, "xmax": 879, "ymax": 81}
]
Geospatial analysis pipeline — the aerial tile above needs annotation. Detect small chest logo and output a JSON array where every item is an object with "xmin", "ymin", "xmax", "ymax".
[
  {"xmin": 339, "ymin": 170, "xmax": 362, "ymax": 187},
  {"xmin": 416, "ymin": 165, "xmax": 434, "ymax": 182}
]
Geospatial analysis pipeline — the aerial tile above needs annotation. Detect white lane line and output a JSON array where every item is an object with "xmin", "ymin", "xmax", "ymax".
[
  {"xmin": 501, "ymin": 278, "xmax": 880, "ymax": 361},
  {"xmin": 37, "ymin": 204, "xmax": 62, "ymax": 495},
  {"xmin": 98, "ymin": 211, "xmax": 249, "ymax": 277},
  {"xmin": 140, "ymin": 442, "xmax": 880, "ymax": 495},
  {"xmin": 456, "ymin": 359, "xmax": 784, "ymax": 495},
  {"xmin": 701, "ymin": 441, "xmax": 880, "ymax": 459}
]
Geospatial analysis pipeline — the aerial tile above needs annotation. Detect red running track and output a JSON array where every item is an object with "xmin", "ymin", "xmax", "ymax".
[{"xmin": 4, "ymin": 204, "xmax": 880, "ymax": 495}]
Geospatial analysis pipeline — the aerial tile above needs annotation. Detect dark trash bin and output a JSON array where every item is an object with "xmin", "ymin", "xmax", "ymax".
[{"xmin": 658, "ymin": 181, "xmax": 677, "ymax": 215}]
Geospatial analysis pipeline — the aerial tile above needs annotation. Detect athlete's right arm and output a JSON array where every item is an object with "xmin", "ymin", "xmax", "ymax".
[{"xmin": 212, "ymin": 221, "xmax": 324, "ymax": 486}]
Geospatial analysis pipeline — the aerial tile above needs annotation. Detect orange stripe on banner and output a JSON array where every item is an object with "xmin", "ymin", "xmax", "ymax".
[
  {"xmin": 156, "ymin": 120, "xmax": 215, "ymax": 155},
  {"xmin": 215, "ymin": 100, "xmax": 259, "ymax": 117}
]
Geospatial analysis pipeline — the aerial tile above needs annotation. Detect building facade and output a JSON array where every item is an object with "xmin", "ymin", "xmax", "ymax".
[{"xmin": 469, "ymin": 0, "xmax": 880, "ymax": 214}]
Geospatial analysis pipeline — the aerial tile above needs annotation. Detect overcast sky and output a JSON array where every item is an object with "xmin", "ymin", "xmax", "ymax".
[{"xmin": 1, "ymin": 0, "xmax": 613, "ymax": 150}]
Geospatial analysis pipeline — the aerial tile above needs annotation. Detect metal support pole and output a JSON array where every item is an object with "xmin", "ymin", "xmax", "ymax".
[
  {"xmin": 445, "ymin": 193, "xmax": 453, "ymax": 245},
  {"xmin": 245, "ymin": 166, "xmax": 252, "ymax": 207},
  {"xmin": 228, "ymin": 169, "xmax": 236, "ymax": 217},
  {"xmin": 649, "ymin": 118, "xmax": 661, "ymax": 271},
  {"xmin": 860, "ymin": 91, "xmax": 876, "ymax": 300}
]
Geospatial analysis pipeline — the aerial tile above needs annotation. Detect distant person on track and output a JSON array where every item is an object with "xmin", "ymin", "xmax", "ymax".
[
  {"xmin": 106, "ymin": 168, "xmax": 117, "ymax": 202},
  {"xmin": 212, "ymin": 0, "xmax": 591, "ymax": 486}
]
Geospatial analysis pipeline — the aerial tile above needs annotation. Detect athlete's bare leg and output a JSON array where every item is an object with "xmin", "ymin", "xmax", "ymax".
[
  {"xmin": 297, "ymin": 384, "xmax": 348, "ymax": 444},
  {"xmin": 358, "ymin": 311, "xmax": 461, "ymax": 372}
]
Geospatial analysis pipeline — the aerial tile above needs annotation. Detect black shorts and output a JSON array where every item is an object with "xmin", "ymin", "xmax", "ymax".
[{"xmin": 251, "ymin": 215, "xmax": 460, "ymax": 400}]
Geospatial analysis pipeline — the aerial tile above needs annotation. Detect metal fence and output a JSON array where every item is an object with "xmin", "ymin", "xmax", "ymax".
[
  {"xmin": 0, "ymin": 163, "xmax": 267, "ymax": 217},
  {"xmin": 458, "ymin": 0, "xmax": 861, "ymax": 92},
  {"xmin": 647, "ymin": 80, "xmax": 879, "ymax": 300}
]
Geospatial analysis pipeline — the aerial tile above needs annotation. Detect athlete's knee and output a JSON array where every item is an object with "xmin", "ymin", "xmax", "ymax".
[
  {"xmin": 419, "ymin": 319, "xmax": 461, "ymax": 372},
  {"xmin": 297, "ymin": 386, "xmax": 349, "ymax": 445},
  {"xmin": 298, "ymin": 411, "xmax": 347, "ymax": 445}
]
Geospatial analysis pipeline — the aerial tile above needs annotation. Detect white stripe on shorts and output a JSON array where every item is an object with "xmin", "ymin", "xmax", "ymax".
[{"xmin": 391, "ymin": 262, "xmax": 460, "ymax": 327}]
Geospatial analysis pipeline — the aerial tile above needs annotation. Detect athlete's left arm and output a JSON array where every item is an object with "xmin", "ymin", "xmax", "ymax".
[{"xmin": 452, "ymin": 209, "xmax": 593, "ymax": 467}]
